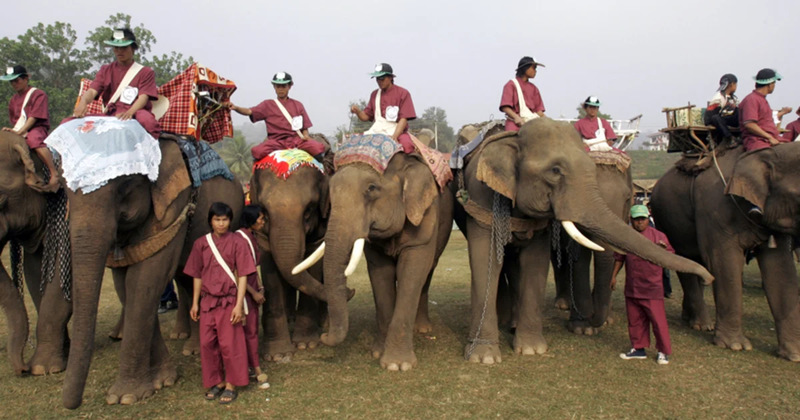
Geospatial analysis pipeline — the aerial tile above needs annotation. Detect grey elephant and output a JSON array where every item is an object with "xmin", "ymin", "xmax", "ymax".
[
  {"xmin": 650, "ymin": 141, "xmax": 800, "ymax": 361},
  {"xmin": 458, "ymin": 118, "xmax": 713, "ymax": 364},
  {"xmin": 57, "ymin": 137, "xmax": 243, "ymax": 408},
  {"xmin": 0, "ymin": 132, "xmax": 72, "ymax": 376}
]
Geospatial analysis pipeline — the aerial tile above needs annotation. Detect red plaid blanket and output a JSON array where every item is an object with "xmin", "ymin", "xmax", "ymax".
[{"xmin": 77, "ymin": 79, "xmax": 105, "ymax": 115}]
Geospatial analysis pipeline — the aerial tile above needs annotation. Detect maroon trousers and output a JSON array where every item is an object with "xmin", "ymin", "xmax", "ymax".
[
  {"xmin": 243, "ymin": 293, "xmax": 260, "ymax": 369},
  {"xmin": 199, "ymin": 299, "xmax": 249, "ymax": 388},
  {"xmin": 625, "ymin": 297, "xmax": 672, "ymax": 355},
  {"xmin": 395, "ymin": 133, "xmax": 415, "ymax": 154},
  {"xmin": 251, "ymin": 135, "xmax": 326, "ymax": 160}
]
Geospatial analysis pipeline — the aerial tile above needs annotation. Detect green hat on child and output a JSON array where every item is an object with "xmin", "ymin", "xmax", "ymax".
[{"xmin": 630, "ymin": 205, "xmax": 649, "ymax": 219}]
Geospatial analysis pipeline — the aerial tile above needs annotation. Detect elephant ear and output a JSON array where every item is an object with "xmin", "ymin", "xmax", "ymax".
[
  {"xmin": 725, "ymin": 149, "xmax": 773, "ymax": 211},
  {"xmin": 12, "ymin": 144, "xmax": 49, "ymax": 193},
  {"xmin": 318, "ymin": 175, "xmax": 330, "ymax": 220},
  {"xmin": 402, "ymin": 156, "xmax": 439, "ymax": 226},
  {"xmin": 476, "ymin": 135, "xmax": 520, "ymax": 205},
  {"xmin": 152, "ymin": 141, "xmax": 191, "ymax": 222}
]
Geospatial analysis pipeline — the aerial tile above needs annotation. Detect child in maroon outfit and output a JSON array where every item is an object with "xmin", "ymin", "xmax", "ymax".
[
  {"xmin": 236, "ymin": 205, "xmax": 268, "ymax": 388},
  {"xmin": 612, "ymin": 204, "xmax": 674, "ymax": 365},
  {"xmin": 184, "ymin": 202, "xmax": 255, "ymax": 404}
]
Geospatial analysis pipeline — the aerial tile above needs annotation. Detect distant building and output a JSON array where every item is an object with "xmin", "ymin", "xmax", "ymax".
[{"xmin": 641, "ymin": 132, "xmax": 668, "ymax": 151}]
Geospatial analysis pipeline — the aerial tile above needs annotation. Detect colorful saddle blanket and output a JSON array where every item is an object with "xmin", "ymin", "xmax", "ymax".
[
  {"xmin": 176, "ymin": 138, "xmax": 234, "ymax": 187},
  {"xmin": 334, "ymin": 134, "xmax": 402, "ymax": 174},
  {"xmin": 587, "ymin": 148, "xmax": 631, "ymax": 173},
  {"xmin": 45, "ymin": 116, "xmax": 161, "ymax": 194},
  {"xmin": 254, "ymin": 149, "xmax": 324, "ymax": 179},
  {"xmin": 408, "ymin": 134, "xmax": 453, "ymax": 192}
]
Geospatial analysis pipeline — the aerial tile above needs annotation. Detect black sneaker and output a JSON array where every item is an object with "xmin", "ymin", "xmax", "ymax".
[{"xmin": 619, "ymin": 348, "xmax": 647, "ymax": 360}]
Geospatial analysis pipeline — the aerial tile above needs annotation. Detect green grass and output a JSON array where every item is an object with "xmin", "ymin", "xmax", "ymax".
[
  {"xmin": 1, "ymin": 235, "xmax": 799, "ymax": 419},
  {"xmin": 628, "ymin": 150, "xmax": 681, "ymax": 180}
]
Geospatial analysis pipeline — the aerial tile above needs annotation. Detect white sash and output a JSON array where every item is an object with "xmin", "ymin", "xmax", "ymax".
[
  {"xmin": 364, "ymin": 88, "xmax": 398, "ymax": 136},
  {"xmin": 236, "ymin": 230, "xmax": 262, "ymax": 283},
  {"xmin": 272, "ymin": 99, "xmax": 305, "ymax": 139},
  {"xmin": 104, "ymin": 62, "xmax": 144, "ymax": 113},
  {"xmin": 584, "ymin": 117, "xmax": 612, "ymax": 151},
  {"xmin": 205, "ymin": 233, "xmax": 248, "ymax": 315},
  {"xmin": 511, "ymin": 79, "xmax": 539, "ymax": 123},
  {"xmin": 12, "ymin": 87, "xmax": 38, "ymax": 134}
]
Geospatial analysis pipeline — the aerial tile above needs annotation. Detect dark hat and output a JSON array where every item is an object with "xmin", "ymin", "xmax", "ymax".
[
  {"xmin": 0, "ymin": 65, "xmax": 27, "ymax": 81},
  {"xmin": 516, "ymin": 56, "xmax": 545, "ymax": 71},
  {"xmin": 754, "ymin": 68, "xmax": 782, "ymax": 85},
  {"xmin": 583, "ymin": 96, "xmax": 601, "ymax": 107},
  {"xmin": 104, "ymin": 28, "xmax": 137, "ymax": 48},
  {"xmin": 272, "ymin": 72, "xmax": 293, "ymax": 85},
  {"xmin": 369, "ymin": 63, "xmax": 394, "ymax": 78},
  {"xmin": 719, "ymin": 73, "xmax": 737, "ymax": 84}
]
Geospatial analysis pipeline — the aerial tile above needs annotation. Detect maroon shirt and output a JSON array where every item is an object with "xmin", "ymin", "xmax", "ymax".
[
  {"xmin": 89, "ymin": 61, "xmax": 159, "ymax": 116},
  {"xmin": 363, "ymin": 84, "xmax": 416, "ymax": 133},
  {"xmin": 614, "ymin": 226, "xmax": 674, "ymax": 300},
  {"xmin": 250, "ymin": 97, "xmax": 312, "ymax": 141},
  {"xmin": 782, "ymin": 119, "xmax": 800, "ymax": 142},
  {"xmin": 499, "ymin": 77, "xmax": 545, "ymax": 131},
  {"xmin": 184, "ymin": 231, "xmax": 256, "ymax": 306},
  {"xmin": 573, "ymin": 116, "xmax": 617, "ymax": 140},
  {"xmin": 236, "ymin": 229, "xmax": 261, "ymax": 290},
  {"xmin": 739, "ymin": 90, "xmax": 787, "ymax": 151},
  {"xmin": 8, "ymin": 86, "xmax": 50, "ymax": 131}
]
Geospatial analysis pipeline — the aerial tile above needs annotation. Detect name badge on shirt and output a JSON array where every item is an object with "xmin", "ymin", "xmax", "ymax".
[
  {"xmin": 385, "ymin": 106, "xmax": 399, "ymax": 122},
  {"xmin": 120, "ymin": 86, "xmax": 139, "ymax": 105},
  {"xmin": 291, "ymin": 115, "xmax": 304, "ymax": 131}
]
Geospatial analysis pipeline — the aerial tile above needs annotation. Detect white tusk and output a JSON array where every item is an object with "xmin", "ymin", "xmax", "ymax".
[
  {"xmin": 291, "ymin": 242, "xmax": 326, "ymax": 275},
  {"xmin": 561, "ymin": 221, "xmax": 605, "ymax": 252},
  {"xmin": 344, "ymin": 238, "xmax": 365, "ymax": 276}
]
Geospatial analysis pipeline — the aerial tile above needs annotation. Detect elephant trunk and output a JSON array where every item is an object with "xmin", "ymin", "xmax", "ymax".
[
  {"xmin": 320, "ymin": 217, "xmax": 361, "ymax": 346},
  {"xmin": 269, "ymin": 222, "xmax": 327, "ymax": 301},
  {"xmin": 62, "ymin": 198, "xmax": 116, "ymax": 409}
]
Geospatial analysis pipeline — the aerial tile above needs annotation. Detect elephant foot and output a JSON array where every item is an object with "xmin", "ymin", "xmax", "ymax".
[
  {"xmin": 265, "ymin": 339, "xmax": 296, "ymax": 362},
  {"xmin": 292, "ymin": 332, "xmax": 320, "ymax": 351},
  {"xmin": 464, "ymin": 343, "xmax": 502, "ymax": 364},
  {"xmin": 682, "ymin": 308, "xmax": 714, "ymax": 331},
  {"xmin": 777, "ymin": 340, "xmax": 800, "ymax": 362},
  {"xmin": 513, "ymin": 334, "xmax": 548, "ymax": 356},
  {"xmin": 108, "ymin": 330, "xmax": 123, "ymax": 341},
  {"xmin": 713, "ymin": 331, "xmax": 753, "ymax": 351},
  {"xmin": 568, "ymin": 322, "xmax": 597, "ymax": 336},
  {"xmin": 414, "ymin": 317, "xmax": 434, "ymax": 334},
  {"xmin": 181, "ymin": 336, "xmax": 200, "ymax": 356},
  {"xmin": 28, "ymin": 353, "xmax": 66, "ymax": 376},
  {"xmin": 554, "ymin": 297, "xmax": 569, "ymax": 311},
  {"xmin": 105, "ymin": 378, "xmax": 156, "ymax": 406},
  {"xmin": 380, "ymin": 348, "xmax": 417, "ymax": 372},
  {"xmin": 371, "ymin": 339, "xmax": 385, "ymax": 359},
  {"xmin": 152, "ymin": 360, "xmax": 178, "ymax": 390},
  {"xmin": 168, "ymin": 331, "xmax": 190, "ymax": 340}
]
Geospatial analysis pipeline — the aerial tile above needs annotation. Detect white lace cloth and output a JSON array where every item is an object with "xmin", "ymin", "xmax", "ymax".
[{"xmin": 45, "ymin": 116, "xmax": 161, "ymax": 194}]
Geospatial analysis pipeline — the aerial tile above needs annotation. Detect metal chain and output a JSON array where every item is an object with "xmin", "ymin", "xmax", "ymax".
[
  {"xmin": 551, "ymin": 221, "xmax": 585, "ymax": 321},
  {"xmin": 10, "ymin": 240, "xmax": 23, "ymax": 296},
  {"xmin": 466, "ymin": 192, "xmax": 510, "ymax": 359}
]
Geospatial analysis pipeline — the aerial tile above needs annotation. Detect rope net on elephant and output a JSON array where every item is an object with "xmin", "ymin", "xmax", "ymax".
[{"xmin": 41, "ymin": 152, "xmax": 72, "ymax": 301}]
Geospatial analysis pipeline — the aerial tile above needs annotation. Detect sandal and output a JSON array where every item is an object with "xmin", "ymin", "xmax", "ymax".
[
  {"xmin": 256, "ymin": 373, "xmax": 269, "ymax": 389},
  {"xmin": 204, "ymin": 385, "xmax": 224, "ymax": 400},
  {"xmin": 219, "ymin": 389, "xmax": 238, "ymax": 405}
]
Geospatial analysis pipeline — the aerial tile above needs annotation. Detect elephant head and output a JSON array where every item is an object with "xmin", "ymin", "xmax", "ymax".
[
  {"xmin": 314, "ymin": 153, "xmax": 439, "ymax": 346},
  {"xmin": 476, "ymin": 118, "xmax": 713, "ymax": 282}
]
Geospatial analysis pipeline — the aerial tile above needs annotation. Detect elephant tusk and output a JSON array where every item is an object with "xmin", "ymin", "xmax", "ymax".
[
  {"xmin": 561, "ymin": 221, "xmax": 605, "ymax": 252},
  {"xmin": 291, "ymin": 242, "xmax": 326, "ymax": 275},
  {"xmin": 344, "ymin": 238, "xmax": 365, "ymax": 277}
]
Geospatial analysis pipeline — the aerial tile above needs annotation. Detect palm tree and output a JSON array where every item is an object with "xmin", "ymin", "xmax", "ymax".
[{"xmin": 213, "ymin": 131, "xmax": 253, "ymax": 183}]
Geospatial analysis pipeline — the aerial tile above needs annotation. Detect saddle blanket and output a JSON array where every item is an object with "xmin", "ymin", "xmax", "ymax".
[
  {"xmin": 587, "ymin": 148, "xmax": 631, "ymax": 173},
  {"xmin": 45, "ymin": 116, "xmax": 161, "ymax": 194},
  {"xmin": 449, "ymin": 120, "xmax": 505, "ymax": 169},
  {"xmin": 408, "ymin": 134, "xmax": 452, "ymax": 191},
  {"xmin": 254, "ymin": 149, "xmax": 324, "ymax": 179},
  {"xmin": 334, "ymin": 133, "xmax": 402, "ymax": 174},
  {"xmin": 176, "ymin": 137, "xmax": 235, "ymax": 187}
]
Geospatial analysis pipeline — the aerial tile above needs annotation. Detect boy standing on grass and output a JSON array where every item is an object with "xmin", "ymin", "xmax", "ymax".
[{"xmin": 611, "ymin": 204, "xmax": 674, "ymax": 365}]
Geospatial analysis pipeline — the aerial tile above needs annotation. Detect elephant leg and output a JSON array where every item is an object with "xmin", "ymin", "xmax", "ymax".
[
  {"xmin": 106, "ymin": 238, "xmax": 181, "ymax": 406},
  {"xmin": 550, "ymin": 244, "xmax": 570, "ymax": 311},
  {"xmin": 590, "ymin": 249, "xmax": 615, "ymax": 328},
  {"xmin": 565, "ymin": 244, "xmax": 594, "ymax": 335},
  {"xmin": 261, "ymin": 253, "xmax": 294, "ymax": 362},
  {"xmin": 171, "ymin": 273, "xmax": 193, "ymax": 340},
  {"xmin": 678, "ymin": 271, "xmax": 712, "ymax": 331},
  {"xmin": 707, "ymin": 243, "xmax": 751, "ymax": 351},
  {"xmin": 0, "ymin": 263, "xmax": 29, "ymax": 376},
  {"xmin": 513, "ymin": 233, "xmax": 549, "ymax": 356},
  {"xmin": 364, "ymin": 247, "xmax": 397, "ymax": 360},
  {"xmin": 757, "ymin": 236, "xmax": 800, "ymax": 362},
  {"xmin": 29, "ymin": 270, "xmax": 71, "ymax": 376},
  {"xmin": 22, "ymin": 250, "xmax": 43, "ymax": 311},
  {"xmin": 149, "ymin": 317, "xmax": 177, "ymax": 389},
  {"xmin": 292, "ymin": 291, "xmax": 320, "ymax": 350},
  {"xmin": 496, "ymin": 270, "xmax": 513, "ymax": 330},
  {"xmin": 414, "ymin": 271, "xmax": 434, "ymax": 334},
  {"xmin": 464, "ymin": 218, "xmax": 502, "ymax": 364},
  {"xmin": 380, "ymin": 244, "xmax": 435, "ymax": 372},
  {"xmin": 108, "ymin": 268, "xmax": 126, "ymax": 341}
]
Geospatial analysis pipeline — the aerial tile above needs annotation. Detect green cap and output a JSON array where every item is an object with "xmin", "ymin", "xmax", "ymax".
[
  {"xmin": 272, "ymin": 72, "xmax": 292, "ymax": 85},
  {"xmin": 584, "ymin": 96, "xmax": 601, "ymax": 107},
  {"xmin": 0, "ymin": 65, "xmax": 26, "ymax": 81},
  {"xmin": 103, "ymin": 29, "xmax": 136, "ymax": 47},
  {"xmin": 630, "ymin": 204, "xmax": 649, "ymax": 219},
  {"xmin": 369, "ymin": 63, "xmax": 394, "ymax": 78}
]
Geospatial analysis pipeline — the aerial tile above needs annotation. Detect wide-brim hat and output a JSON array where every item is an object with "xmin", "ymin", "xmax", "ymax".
[
  {"xmin": 516, "ymin": 56, "xmax": 545, "ymax": 71},
  {"xmin": 630, "ymin": 204, "xmax": 649, "ymax": 219},
  {"xmin": 584, "ymin": 96, "xmax": 601, "ymax": 107},
  {"xmin": 754, "ymin": 68, "xmax": 782, "ymax": 85},
  {"xmin": 369, "ymin": 63, "xmax": 394, "ymax": 78},
  {"xmin": 104, "ymin": 29, "xmax": 136, "ymax": 47},
  {"xmin": 151, "ymin": 95, "xmax": 170, "ymax": 120},
  {"xmin": 271, "ymin": 71, "xmax": 293, "ymax": 85},
  {"xmin": 0, "ymin": 65, "xmax": 27, "ymax": 81}
]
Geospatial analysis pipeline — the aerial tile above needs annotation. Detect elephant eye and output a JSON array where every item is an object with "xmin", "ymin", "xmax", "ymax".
[
  {"xmin": 551, "ymin": 166, "xmax": 562, "ymax": 175},
  {"xmin": 367, "ymin": 184, "xmax": 378, "ymax": 193}
]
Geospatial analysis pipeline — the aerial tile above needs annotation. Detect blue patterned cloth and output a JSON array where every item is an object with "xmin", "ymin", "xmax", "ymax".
[
  {"xmin": 176, "ymin": 138, "xmax": 235, "ymax": 187},
  {"xmin": 334, "ymin": 133, "xmax": 401, "ymax": 174}
]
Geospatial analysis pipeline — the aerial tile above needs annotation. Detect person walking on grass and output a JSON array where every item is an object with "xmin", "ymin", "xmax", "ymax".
[{"xmin": 611, "ymin": 204, "xmax": 674, "ymax": 365}]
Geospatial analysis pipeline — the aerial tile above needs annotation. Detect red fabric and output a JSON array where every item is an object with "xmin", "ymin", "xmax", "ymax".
[
  {"xmin": 499, "ymin": 77, "xmax": 545, "ymax": 131},
  {"xmin": 740, "ymin": 90, "xmax": 787, "ymax": 151},
  {"xmin": 157, "ymin": 63, "xmax": 236, "ymax": 143},
  {"xmin": 8, "ymin": 86, "xmax": 49, "ymax": 131},
  {"xmin": 625, "ymin": 297, "xmax": 672, "ymax": 355},
  {"xmin": 199, "ymin": 298, "xmax": 249, "ymax": 388},
  {"xmin": 363, "ymin": 84, "xmax": 416, "ymax": 131},
  {"xmin": 782, "ymin": 119, "xmax": 800, "ymax": 141},
  {"xmin": 250, "ymin": 98, "xmax": 312, "ymax": 140},
  {"xmin": 251, "ymin": 138, "xmax": 326, "ymax": 161},
  {"xmin": 77, "ymin": 78, "xmax": 105, "ymax": 115},
  {"xmin": 22, "ymin": 126, "xmax": 48, "ymax": 149},
  {"xmin": 183, "ymin": 232, "xmax": 256, "ymax": 302},
  {"xmin": 614, "ymin": 226, "xmax": 674, "ymax": 300},
  {"xmin": 574, "ymin": 116, "xmax": 617, "ymax": 140}
]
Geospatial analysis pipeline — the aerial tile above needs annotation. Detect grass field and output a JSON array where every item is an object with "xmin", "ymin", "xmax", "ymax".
[
  {"xmin": 1, "ymin": 235, "xmax": 799, "ymax": 419},
  {"xmin": 627, "ymin": 150, "xmax": 681, "ymax": 180}
]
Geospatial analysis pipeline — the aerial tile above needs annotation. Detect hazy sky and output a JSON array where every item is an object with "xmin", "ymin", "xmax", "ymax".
[{"xmin": 3, "ymin": 0, "xmax": 799, "ymax": 140}]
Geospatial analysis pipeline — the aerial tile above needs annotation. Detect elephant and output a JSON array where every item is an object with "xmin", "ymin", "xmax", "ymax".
[
  {"xmin": 457, "ymin": 118, "xmax": 713, "ymax": 364},
  {"xmin": 650, "ymin": 141, "xmax": 800, "ymax": 361},
  {"xmin": 551, "ymin": 159, "xmax": 633, "ymax": 334},
  {"xmin": 295, "ymin": 150, "xmax": 453, "ymax": 371},
  {"xmin": 61, "ymin": 138, "xmax": 243, "ymax": 408},
  {"xmin": 0, "ymin": 132, "xmax": 72, "ymax": 376}
]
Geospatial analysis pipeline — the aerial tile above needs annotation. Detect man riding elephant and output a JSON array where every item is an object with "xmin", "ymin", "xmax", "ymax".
[
  {"xmin": 739, "ymin": 68, "xmax": 791, "ymax": 152},
  {"xmin": 573, "ymin": 96, "xmax": 617, "ymax": 151},
  {"xmin": 499, "ymin": 56, "xmax": 546, "ymax": 131}
]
